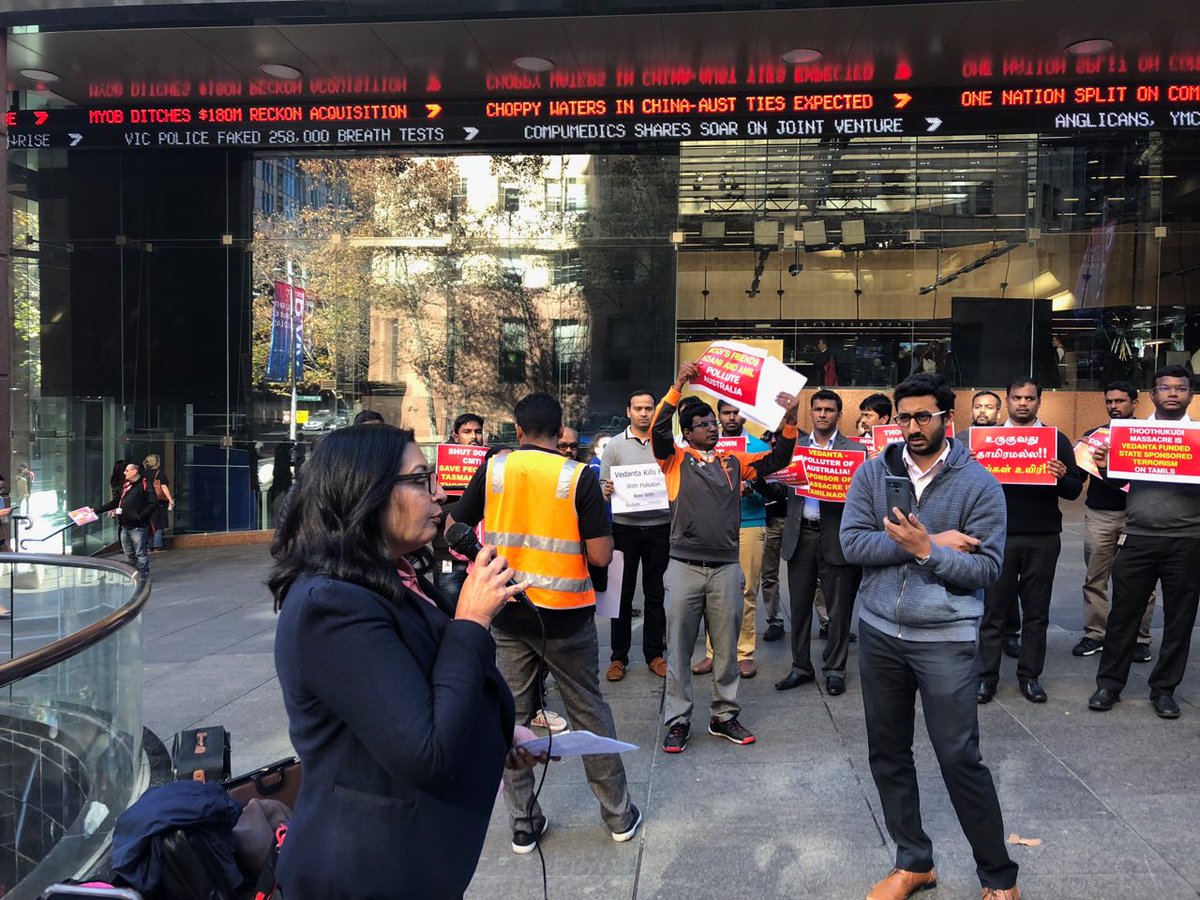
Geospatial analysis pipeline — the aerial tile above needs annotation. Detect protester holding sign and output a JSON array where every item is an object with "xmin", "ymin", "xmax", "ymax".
[
  {"xmin": 653, "ymin": 361, "xmax": 800, "ymax": 754},
  {"xmin": 1073, "ymin": 382, "xmax": 1156, "ymax": 661},
  {"xmin": 1091, "ymin": 366, "xmax": 1200, "ymax": 720},
  {"xmin": 976, "ymin": 378, "xmax": 1082, "ymax": 706},
  {"xmin": 773, "ymin": 390, "xmax": 865, "ymax": 698},
  {"xmin": 432, "ymin": 413, "xmax": 486, "ymax": 603},
  {"xmin": 690, "ymin": 340, "xmax": 807, "ymax": 431},
  {"xmin": 691, "ymin": 400, "xmax": 771, "ymax": 680},
  {"xmin": 600, "ymin": 391, "xmax": 670, "ymax": 683}
]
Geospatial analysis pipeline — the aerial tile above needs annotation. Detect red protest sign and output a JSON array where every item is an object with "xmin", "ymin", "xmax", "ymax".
[
  {"xmin": 766, "ymin": 453, "xmax": 807, "ymax": 488},
  {"xmin": 694, "ymin": 342, "xmax": 765, "ymax": 408},
  {"xmin": 1107, "ymin": 419, "xmax": 1200, "ymax": 484},
  {"xmin": 968, "ymin": 427, "xmax": 1057, "ymax": 485},
  {"xmin": 715, "ymin": 435, "xmax": 747, "ymax": 454},
  {"xmin": 790, "ymin": 447, "xmax": 866, "ymax": 502},
  {"xmin": 871, "ymin": 419, "xmax": 954, "ymax": 450},
  {"xmin": 435, "ymin": 443, "xmax": 489, "ymax": 493}
]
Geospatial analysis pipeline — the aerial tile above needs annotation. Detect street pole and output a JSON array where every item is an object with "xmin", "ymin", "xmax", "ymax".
[{"xmin": 287, "ymin": 260, "xmax": 298, "ymax": 441}]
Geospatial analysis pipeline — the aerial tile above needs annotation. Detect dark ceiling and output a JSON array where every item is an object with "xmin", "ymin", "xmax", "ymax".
[{"xmin": 4, "ymin": 0, "xmax": 1198, "ymax": 107}]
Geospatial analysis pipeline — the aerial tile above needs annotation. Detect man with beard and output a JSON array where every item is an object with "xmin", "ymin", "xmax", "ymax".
[
  {"xmin": 1090, "ymin": 366, "xmax": 1200, "ymax": 719},
  {"xmin": 842, "ymin": 373, "xmax": 1018, "ymax": 900}
]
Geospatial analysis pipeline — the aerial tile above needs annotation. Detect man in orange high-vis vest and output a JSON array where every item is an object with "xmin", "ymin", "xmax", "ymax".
[{"xmin": 446, "ymin": 393, "xmax": 641, "ymax": 855}]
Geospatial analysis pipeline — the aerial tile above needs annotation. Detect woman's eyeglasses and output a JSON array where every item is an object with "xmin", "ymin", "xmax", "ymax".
[{"xmin": 394, "ymin": 470, "xmax": 439, "ymax": 494}]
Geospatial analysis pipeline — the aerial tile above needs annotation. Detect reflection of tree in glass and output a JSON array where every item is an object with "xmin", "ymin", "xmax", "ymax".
[{"xmin": 252, "ymin": 155, "xmax": 592, "ymax": 439}]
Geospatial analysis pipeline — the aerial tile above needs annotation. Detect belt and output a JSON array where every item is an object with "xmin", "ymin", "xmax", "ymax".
[
  {"xmin": 615, "ymin": 522, "xmax": 669, "ymax": 531},
  {"xmin": 801, "ymin": 519, "xmax": 822, "ymax": 532},
  {"xmin": 671, "ymin": 556, "xmax": 731, "ymax": 569}
]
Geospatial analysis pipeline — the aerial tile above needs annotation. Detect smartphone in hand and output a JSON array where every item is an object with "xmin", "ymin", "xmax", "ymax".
[{"xmin": 884, "ymin": 475, "xmax": 914, "ymax": 525}]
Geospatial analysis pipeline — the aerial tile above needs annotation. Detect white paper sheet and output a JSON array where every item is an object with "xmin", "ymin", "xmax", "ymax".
[
  {"xmin": 690, "ymin": 340, "xmax": 807, "ymax": 431},
  {"xmin": 609, "ymin": 463, "xmax": 669, "ymax": 514},
  {"xmin": 594, "ymin": 549, "xmax": 624, "ymax": 618},
  {"xmin": 519, "ymin": 730, "xmax": 638, "ymax": 757}
]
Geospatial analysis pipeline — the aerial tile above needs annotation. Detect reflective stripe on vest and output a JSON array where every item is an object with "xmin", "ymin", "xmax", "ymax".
[{"xmin": 483, "ymin": 449, "xmax": 594, "ymax": 610}]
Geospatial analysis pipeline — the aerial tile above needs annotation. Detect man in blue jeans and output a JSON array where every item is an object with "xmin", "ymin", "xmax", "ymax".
[
  {"xmin": 841, "ymin": 373, "xmax": 1019, "ymax": 900},
  {"xmin": 96, "ymin": 461, "xmax": 157, "ymax": 581}
]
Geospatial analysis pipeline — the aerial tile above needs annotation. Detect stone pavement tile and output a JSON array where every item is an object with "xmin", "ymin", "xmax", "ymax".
[
  {"xmin": 467, "ymin": 873, "xmax": 631, "ymax": 900},
  {"xmin": 143, "ymin": 611, "xmax": 277, "ymax": 664},
  {"xmin": 204, "ymin": 680, "xmax": 295, "ymax": 774},
  {"xmin": 143, "ymin": 651, "xmax": 277, "ymax": 738},
  {"xmin": 636, "ymin": 819, "xmax": 889, "ymax": 900}
]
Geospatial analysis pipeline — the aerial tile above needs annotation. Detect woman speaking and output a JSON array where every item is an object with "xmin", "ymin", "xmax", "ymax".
[{"xmin": 270, "ymin": 424, "xmax": 539, "ymax": 899}]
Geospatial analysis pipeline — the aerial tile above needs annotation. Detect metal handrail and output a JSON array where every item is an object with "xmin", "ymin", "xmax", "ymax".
[{"xmin": 0, "ymin": 553, "xmax": 150, "ymax": 689}]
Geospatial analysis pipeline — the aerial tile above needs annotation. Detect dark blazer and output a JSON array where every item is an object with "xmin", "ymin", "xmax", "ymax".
[
  {"xmin": 96, "ymin": 477, "xmax": 157, "ymax": 528},
  {"xmin": 779, "ymin": 431, "xmax": 864, "ymax": 566},
  {"xmin": 274, "ymin": 573, "xmax": 516, "ymax": 900}
]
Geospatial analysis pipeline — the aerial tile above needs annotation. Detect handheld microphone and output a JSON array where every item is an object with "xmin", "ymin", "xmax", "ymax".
[{"xmin": 444, "ymin": 522, "xmax": 538, "ymax": 610}]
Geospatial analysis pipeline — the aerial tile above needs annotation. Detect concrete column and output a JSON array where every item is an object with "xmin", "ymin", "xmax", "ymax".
[{"xmin": 0, "ymin": 29, "xmax": 11, "ymax": 479}]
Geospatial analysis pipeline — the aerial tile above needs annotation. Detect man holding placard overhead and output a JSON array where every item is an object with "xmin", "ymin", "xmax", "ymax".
[{"xmin": 652, "ymin": 359, "xmax": 801, "ymax": 753}]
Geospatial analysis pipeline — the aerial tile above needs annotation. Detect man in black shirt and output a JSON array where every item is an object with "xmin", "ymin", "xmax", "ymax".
[
  {"xmin": 977, "ymin": 377, "xmax": 1082, "ymax": 705},
  {"xmin": 1074, "ymin": 382, "xmax": 1155, "ymax": 660},
  {"xmin": 1090, "ymin": 366, "xmax": 1200, "ymax": 719}
]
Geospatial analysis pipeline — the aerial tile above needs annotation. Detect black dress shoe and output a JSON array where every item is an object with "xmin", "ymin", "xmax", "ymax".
[
  {"xmin": 1019, "ymin": 679, "xmax": 1048, "ymax": 703},
  {"xmin": 1152, "ymin": 694, "xmax": 1182, "ymax": 719},
  {"xmin": 774, "ymin": 670, "xmax": 814, "ymax": 691},
  {"xmin": 976, "ymin": 680, "xmax": 996, "ymax": 704},
  {"xmin": 1088, "ymin": 687, "xmax": 1121, "ymax": 711},
  {"xmin": 825, "ymin": 675, "xmax": 846, "ymax": 696},
  {"xmin": 763, "ymin": 623, "xmax": 785, "ymax": 642},
  {"xmin": 1003, "ymin": 636, "xmax": 1021, "ymax": 659}
]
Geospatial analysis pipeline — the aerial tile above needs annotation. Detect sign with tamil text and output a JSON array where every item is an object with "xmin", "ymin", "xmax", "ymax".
[{"xmin": 968, "ymin": 426, "xmax": 1057, "ymax": 486}]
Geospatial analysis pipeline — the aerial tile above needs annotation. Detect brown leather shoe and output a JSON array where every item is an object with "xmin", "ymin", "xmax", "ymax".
[
  {"xmin": 691, "ymin": 656, "xmax": 713, "ymax": 675},
  {"xmin": 606, "ymin": 661, "xmax": 626, "ymax": 682},
  {"xmin": 866, "ymin": 867, "xmax": 938, "ymax": 900},
  {"xmin": 981, "ymin": 887, "xmax": 1020, "ymax": 900},
  {"xmin": 648, "ymin": 657, "xmax": 668, "ymax": 677},
  {"xmin": 738, "ymin": 659, "xmax": 757, "ymax": 678}
]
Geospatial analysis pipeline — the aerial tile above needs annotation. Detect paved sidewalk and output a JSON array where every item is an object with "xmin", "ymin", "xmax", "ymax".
[{"xmin": 140, "ymin": 504, "xmax": 1200, "ymax": 899}]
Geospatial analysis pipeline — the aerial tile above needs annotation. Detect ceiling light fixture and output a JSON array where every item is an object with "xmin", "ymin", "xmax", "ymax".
[
  {"xmin": 259, "ymin": 64, "xmax": 302, "ymax": 80},
  {"xmin": 1065, "ymin": 38, "xmax": 1113, "ymax": 57},
  {"xmin": 19, "ymin": 68, "xmax": 60, "ymax": 83},
  {"xmin": 513, "ymin": 56, "xmax": 555, "ymax": 72},
  {"xmin": 780, "ymin": 48, "xmax": 823, "ymax": 65}
]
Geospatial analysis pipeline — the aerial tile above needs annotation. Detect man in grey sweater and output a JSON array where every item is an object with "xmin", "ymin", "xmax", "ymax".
[
  {"xmin": 1089, "ymin": 365, "xmax": 1200, "ymax": 719},
  {"xmin": 841, "ymin": 373, "xmax": 1019, "ymax": 900}
]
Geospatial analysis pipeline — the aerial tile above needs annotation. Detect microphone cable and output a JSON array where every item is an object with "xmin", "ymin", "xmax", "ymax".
[{"xmin": 526, "ymin": 605, "xmax": 551, "ymax": 900}]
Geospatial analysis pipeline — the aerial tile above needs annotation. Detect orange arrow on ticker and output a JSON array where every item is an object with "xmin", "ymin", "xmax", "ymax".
[
  {"xmin": 425, "ymin": 103, "xmax": 443, "ymax": 118},
  {"xmin": 893, "ymin": 93, "xmax": 912, "ymax": 109}
]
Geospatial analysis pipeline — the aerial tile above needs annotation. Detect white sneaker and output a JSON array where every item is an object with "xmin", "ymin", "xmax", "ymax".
[
  {"xmin": 611, "ymin": 805, "xmax": 642, "ymax": 843},
  {"xmin": 531, "ymin": 708, "xmax": 567, "ymax": 733}
]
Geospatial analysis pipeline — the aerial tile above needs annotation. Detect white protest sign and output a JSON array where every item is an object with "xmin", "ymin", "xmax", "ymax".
[
  {"xmin": 609, "ymin": 463, "xmax": 670, "ymax": 514},
  {"xmin": 690, "ymin": 340, "xmax": 807, "ymax": 431},
  {"xmin": 594, "ymin": 549, "xmax": 624, "ymax": 619}
]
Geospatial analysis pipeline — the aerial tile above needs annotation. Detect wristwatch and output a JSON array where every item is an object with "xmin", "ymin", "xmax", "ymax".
[{"xmin": 915, "ymin": 553, "xmax": 931, "ymax": 565}]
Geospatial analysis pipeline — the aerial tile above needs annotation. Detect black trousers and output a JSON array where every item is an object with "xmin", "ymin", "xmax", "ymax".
[
  {"xmin": 859, "ymin": 622, "xmax": 1018, "ymax": 890},
  {"xmin": 785, "ymin": 526, "xmax": 858, "ymax": 677},
  {"xmin": 978, "ymin": 533, "xmax": 1061, "ymax": 684},
  {"xmin": 1096, "ymin": 534, "xmax": 1200, "ymax": 698},
  {"xmin": 433, "ymin": 560, "xmax": 468, "ymax": 610},
  {"xmin": 609, "ymin": 522, "xmax": 669, "ymax": 664}
]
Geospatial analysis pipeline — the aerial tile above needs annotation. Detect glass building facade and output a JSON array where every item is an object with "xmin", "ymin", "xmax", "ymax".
[{"xmin": 5, "ymin": 4, "xmax": 1200, "ymax": 542}]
